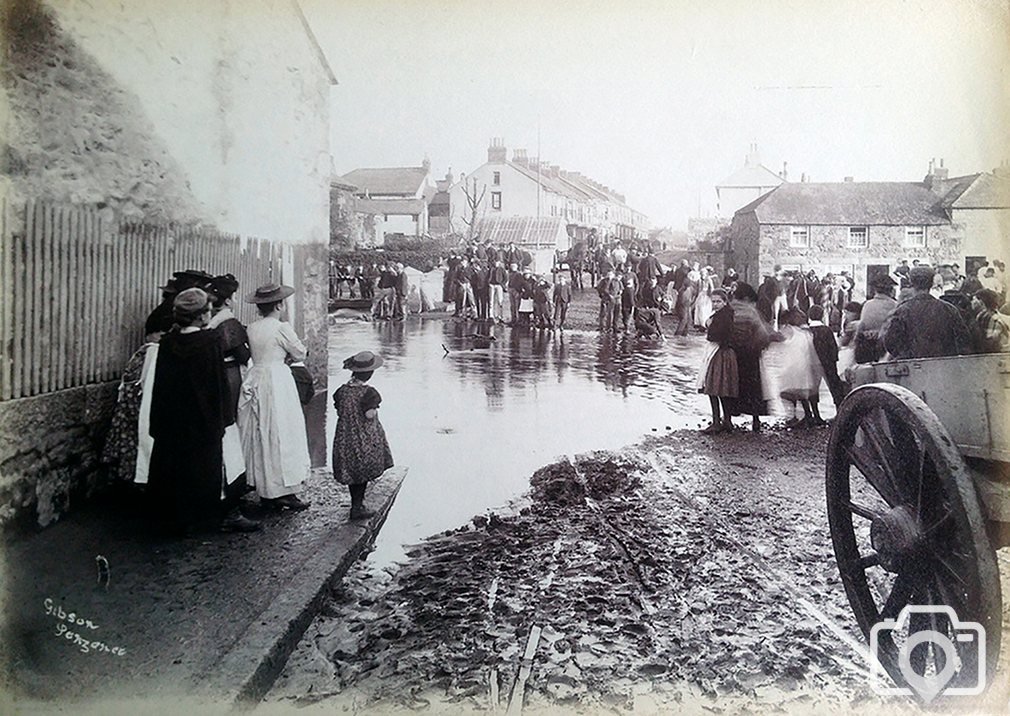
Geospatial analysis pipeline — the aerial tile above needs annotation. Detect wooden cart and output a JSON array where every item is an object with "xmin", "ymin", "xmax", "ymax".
[{"xmin": 826, "ymin": 352, "xmax": 1010, "ymax": 695}]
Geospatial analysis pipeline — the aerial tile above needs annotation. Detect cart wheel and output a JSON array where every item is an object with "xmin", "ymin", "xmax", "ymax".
[{"xmin": 826, "ymin": 384, "xmax": 1002, "ymax": 696}]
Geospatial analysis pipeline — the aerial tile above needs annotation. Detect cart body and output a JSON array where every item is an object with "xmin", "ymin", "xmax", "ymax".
[{"xmin": 849, "ymin": 352, "xmax": 1010, "ymax": 526}]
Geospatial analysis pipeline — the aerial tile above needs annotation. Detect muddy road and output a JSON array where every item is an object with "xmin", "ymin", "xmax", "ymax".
[{"xmin": 268, "ymin": 427, "xmax": 1010, "ymax": 714}]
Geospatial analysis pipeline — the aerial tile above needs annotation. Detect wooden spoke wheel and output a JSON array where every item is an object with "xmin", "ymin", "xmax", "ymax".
[{"xmin": 826, "ymin": 384, "xmax": 1002, "ymax": 696}]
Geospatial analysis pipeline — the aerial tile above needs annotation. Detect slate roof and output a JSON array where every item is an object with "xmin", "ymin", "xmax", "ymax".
[
  {"xmin": 342, "ymin": 167, "xmax": 428, "ymax": 197},
  {"xmin": 330, "ymin": 174, "xmax": 358, "ymax": 192},
  {"xmin": 718, "ymin": 164, "xmax": 784, "ymax": 188},
  {"xmin": 473, "ymin": 216, "xmax": 569, "ymax": 248},
  {"xmin": 945, "ymin": 172, "xmax": 1010, "ymax": 209},
  {"xmin": 508, "ymin": 162, "xmax": 593, "ymax": 203},
  {"xmin": 736, "ymin": 182, "xmax": 952, "ymax": 226},
  {"xmin": 356, "ymin": 197, "xmax": 426, "ymax": 215}
]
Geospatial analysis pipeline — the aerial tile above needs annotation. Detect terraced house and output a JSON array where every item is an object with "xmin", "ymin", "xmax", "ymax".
[
  {"xmin": 727, "ymin": 160, "xmax": 1010, "ymax": 296},
  {"xmin": 449, "ymin": 138, "xmax": 649, "ymax": 245}
]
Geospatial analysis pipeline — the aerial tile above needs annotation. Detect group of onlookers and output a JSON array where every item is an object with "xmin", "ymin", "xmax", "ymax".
[
  {"xmin": 104, "ymin": 269, "xmax": 313, "ymax": 535},
  {"xmin": 593, "ymin": 245, "xmax": 666, "ymax": 338},
  {"xmin": 333, "ymin": 262, "xmax": 410, "ymax": 321},
  {"xmin": 695, "ymin": 256, "xmax": 1010, "ymax": 435}
]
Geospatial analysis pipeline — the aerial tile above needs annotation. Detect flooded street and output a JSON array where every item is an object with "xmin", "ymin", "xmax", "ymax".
[
  {"xmin": 325, "ymin": 316, "xmax": 835, "ymax": 566},
  {"xmin": 326, "ymin": 318, "xmax": 714, "ymax": 565},
  {"xmin": 261, "ymin": 314, "xmax": 929, "ymax": 714}
]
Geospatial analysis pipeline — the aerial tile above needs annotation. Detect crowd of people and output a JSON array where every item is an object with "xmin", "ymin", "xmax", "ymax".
[
  {"xmin": 104, "ymin": 268, "xmax": 395, "ymax": 536},
  {"xmin": 695, "ymin": 258, "xmax": 1010, "ymax": 435},
  {"xmin": 103, "ymin": 269, "xmax": 313, "ymax": 535}
]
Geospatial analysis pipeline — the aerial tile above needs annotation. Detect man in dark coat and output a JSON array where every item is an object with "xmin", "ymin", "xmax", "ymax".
[
  {"xmin": 471, "ymin": 260, "xmax": 490, "ymax": 320},
  {"xmin": 552, "ymin": 274, "xmax": 572, "ymax": 329},
  {"xmin": 807, "ymin": 305, "xmax": 844, "ymax": 407},
  {"xmin": 636, "ymin": 247, "xmax": 662, "ymax": 290},
  {"xmin": 882, "ymin": 266, "xmax": 973, "ymax": 359},
  {"xmin": 596, "ymin": 270, "xmax": 622, "ymax": 332}
]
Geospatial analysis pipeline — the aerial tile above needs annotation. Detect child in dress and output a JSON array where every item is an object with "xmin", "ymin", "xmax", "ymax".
[
  {"xmin": 697, "ymin": 289, "xmax": 738, "ymax": 433},
  {"xmin": 332, "ymin": 351, "xmax": 394, "ymax": 520}
]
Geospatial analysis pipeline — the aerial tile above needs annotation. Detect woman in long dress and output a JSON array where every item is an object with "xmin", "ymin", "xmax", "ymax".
[
  {"xmin": 693, "ymin": 266, "xmax": 715, "ymax": 329},
  {"xmin": 777, "ymin": 308, "xmax": 824, "ymax": 427},
  {"xmin": 332, "ymin": 351, "xmax": 394, "ymax": 520},
  {"xmin": 238, "ymin": 284, "xmax": 311, "ymax": 511},
  {"xmin": 101, "ymin": 340, "xmax": 158, "ymax": 483},
  {"xmin": 207, "ymin": 273, "xmax": 260, "ymax": 531}
]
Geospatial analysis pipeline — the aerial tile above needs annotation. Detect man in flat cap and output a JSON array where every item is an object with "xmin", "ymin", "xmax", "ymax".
[
  {"xmin": 853, "ymin": 273, "xmax": 898, "ymax": 363},
  {"xmin": 881, "ymin": 266, "xmax": 973, "ymax": 359}
]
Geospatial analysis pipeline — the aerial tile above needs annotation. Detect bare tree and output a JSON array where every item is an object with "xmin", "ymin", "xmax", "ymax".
[{"xmin": 460, "ymin": 176, "xmax": 487, "ymax": 240}]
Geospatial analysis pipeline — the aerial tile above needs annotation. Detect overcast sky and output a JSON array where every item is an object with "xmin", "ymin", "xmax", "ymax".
[{"xmin": 301, "ymin": 0, "xmax": 1010, "ymax": 230}]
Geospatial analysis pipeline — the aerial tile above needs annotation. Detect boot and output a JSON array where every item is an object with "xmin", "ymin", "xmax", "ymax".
[{"xmin": 220, "ymin": 508, "xmax": 261, "ymax": 532}]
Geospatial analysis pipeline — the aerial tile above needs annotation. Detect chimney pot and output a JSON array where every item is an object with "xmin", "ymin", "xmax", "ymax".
[
  {"xmin": 843, "ymin": 176, "xmax": 853, "ymax": 183},
  {"xmin": 488, "ymin": 138, "xmax": 508, "ymax": 163}
]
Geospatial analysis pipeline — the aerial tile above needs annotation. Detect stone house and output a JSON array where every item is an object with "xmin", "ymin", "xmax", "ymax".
[
  {"xmin": 0, "ymin": 0, "xmax": 335, "ymax": 528},
  {"xmin": 727, "ymin": 161, "xmax": 1010, "ymax": 298}
]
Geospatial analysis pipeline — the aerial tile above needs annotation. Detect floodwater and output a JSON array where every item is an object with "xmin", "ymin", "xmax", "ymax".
[{"xmin": 326, "ymin": 317, "xmax": 835, "ymax": 566}]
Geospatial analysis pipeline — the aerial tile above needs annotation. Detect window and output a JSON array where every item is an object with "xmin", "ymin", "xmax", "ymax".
[
  {"xmin": 492, "ymin": 171, "xmax": 501, "ymax": 185},
  {"xmin": 848, "ymin": 226, "xmax": 868, "ymax": 248},
  {"xmin": 789, "ymin": 226, "xmax": 810, "ymax": 248},
  {"xmin": 491, "ymin": 192, "xmax": 501, "ymax": 210},
  {"xmin": 905, "ymin": 226, "xmax": 925, "ymax": 248}
]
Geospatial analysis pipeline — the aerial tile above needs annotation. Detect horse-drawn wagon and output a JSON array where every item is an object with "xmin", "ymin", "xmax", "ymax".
[{"xmin": 826, "ymin": 352, "xmax": 1009, "ymax": 698}]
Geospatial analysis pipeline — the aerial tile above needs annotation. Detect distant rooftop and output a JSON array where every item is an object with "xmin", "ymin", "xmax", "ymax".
[
  {"xmin": 737, "ymin": 181, "xmax": 951, "ymax": 225},
  {"xmin": 341, "ymin": 166, "xmax": 429, "ymax": 197}
]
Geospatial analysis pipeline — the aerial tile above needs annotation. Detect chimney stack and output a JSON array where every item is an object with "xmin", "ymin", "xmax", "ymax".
[
  {"xmin": 924, "ymin": 156, "xmax": 949, "ymax": 189},
  {"xmin": 843, "ymin": 176, "xmax": 854, "ymax": 183},
  {"xmin": 488, "ymin": 137, "xmax": 507, "ymax": 163}
]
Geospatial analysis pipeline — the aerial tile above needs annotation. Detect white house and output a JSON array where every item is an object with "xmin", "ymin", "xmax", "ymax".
[
  {"xmin": 716, "ymin": 144, "xmax": 785, "ymax": 218},
  {"xmin": 449, "ymin": 138, "xmax": 649, "ymax": 243}
]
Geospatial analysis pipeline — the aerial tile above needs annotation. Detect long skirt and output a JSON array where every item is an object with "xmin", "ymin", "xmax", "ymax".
[
  {"xmin": 238, "ymin": 363, "xmax": 310, "ymax": 499},
  {"xmin": 778, "ymin": 331, "xmax": 822, "ymax": 401},
  {"xmin": 698, "ymin": 345, "xmax": 739, "ymax": 397},
  {"xmin": 147, "ymin": 438, "xmax": 223, "ymax": 527},
  {"xmin": 726, "ymin": 349, "xmax": 769, "ymax": 416}
]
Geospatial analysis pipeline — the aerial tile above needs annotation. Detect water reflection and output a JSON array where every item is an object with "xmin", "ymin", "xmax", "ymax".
[{"xmin": 326, "ymin": 318, "xmax": 828, "ymax": 566}]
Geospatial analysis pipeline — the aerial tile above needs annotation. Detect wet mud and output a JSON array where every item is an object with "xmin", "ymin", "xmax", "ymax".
[{"xmin": 265, "ymin": 427, "xmax": 1010, "ymax": 713}]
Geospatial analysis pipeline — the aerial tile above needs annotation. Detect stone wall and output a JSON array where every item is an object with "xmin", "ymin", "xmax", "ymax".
[
  {"xmin": 43, "ymin": 0, "xmax": 333, "ymax": 244},
  {"xmin": 725, "ymin": 212, "xmax": 760, "ymax": 285},
  {"xmin": 300, "ymin": 244, "xmax": 329, "ymax": 386},
  {"xmin": 0, "ymin": 383, "xmax": 117, "ymax": 529},
  {"xmin": 1, "ymin": 0, "xmax": 205, "ymax": 224},
  {"xmin": 756, "ymin": 223, "xmax": 963, "ymax": 298},
  {"xmin": 0, "ymin": 0, "xmax": 334, "ymax": 530}
]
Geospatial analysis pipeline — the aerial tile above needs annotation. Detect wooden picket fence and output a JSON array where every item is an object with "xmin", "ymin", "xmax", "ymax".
[{"xmin": 0, "ymin": 199, "xmax": 306, "ymax": 401}]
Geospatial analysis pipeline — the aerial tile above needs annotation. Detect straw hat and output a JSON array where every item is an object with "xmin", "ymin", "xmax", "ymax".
[
  {"xmin": 342, "ymin": 351, "xmax": 384, "ymax": 372},
  {"xmin": 245, "ymin": 283, "xmax": 295, "ymax": 304}
]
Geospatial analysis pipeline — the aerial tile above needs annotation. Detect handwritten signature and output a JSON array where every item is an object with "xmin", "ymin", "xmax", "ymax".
[{"xmin": 44, "ymin": 598, "xmax": 127, "ymax": 656}]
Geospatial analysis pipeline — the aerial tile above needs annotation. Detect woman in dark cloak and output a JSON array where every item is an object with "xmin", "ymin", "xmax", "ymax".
[
  {"xmin": 147, "ymin": 288, "xmax": 229, "ymax": 534},
  {"xmin": 725, "ymin": 282, "xmax": 771, "ymax": 432}
]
